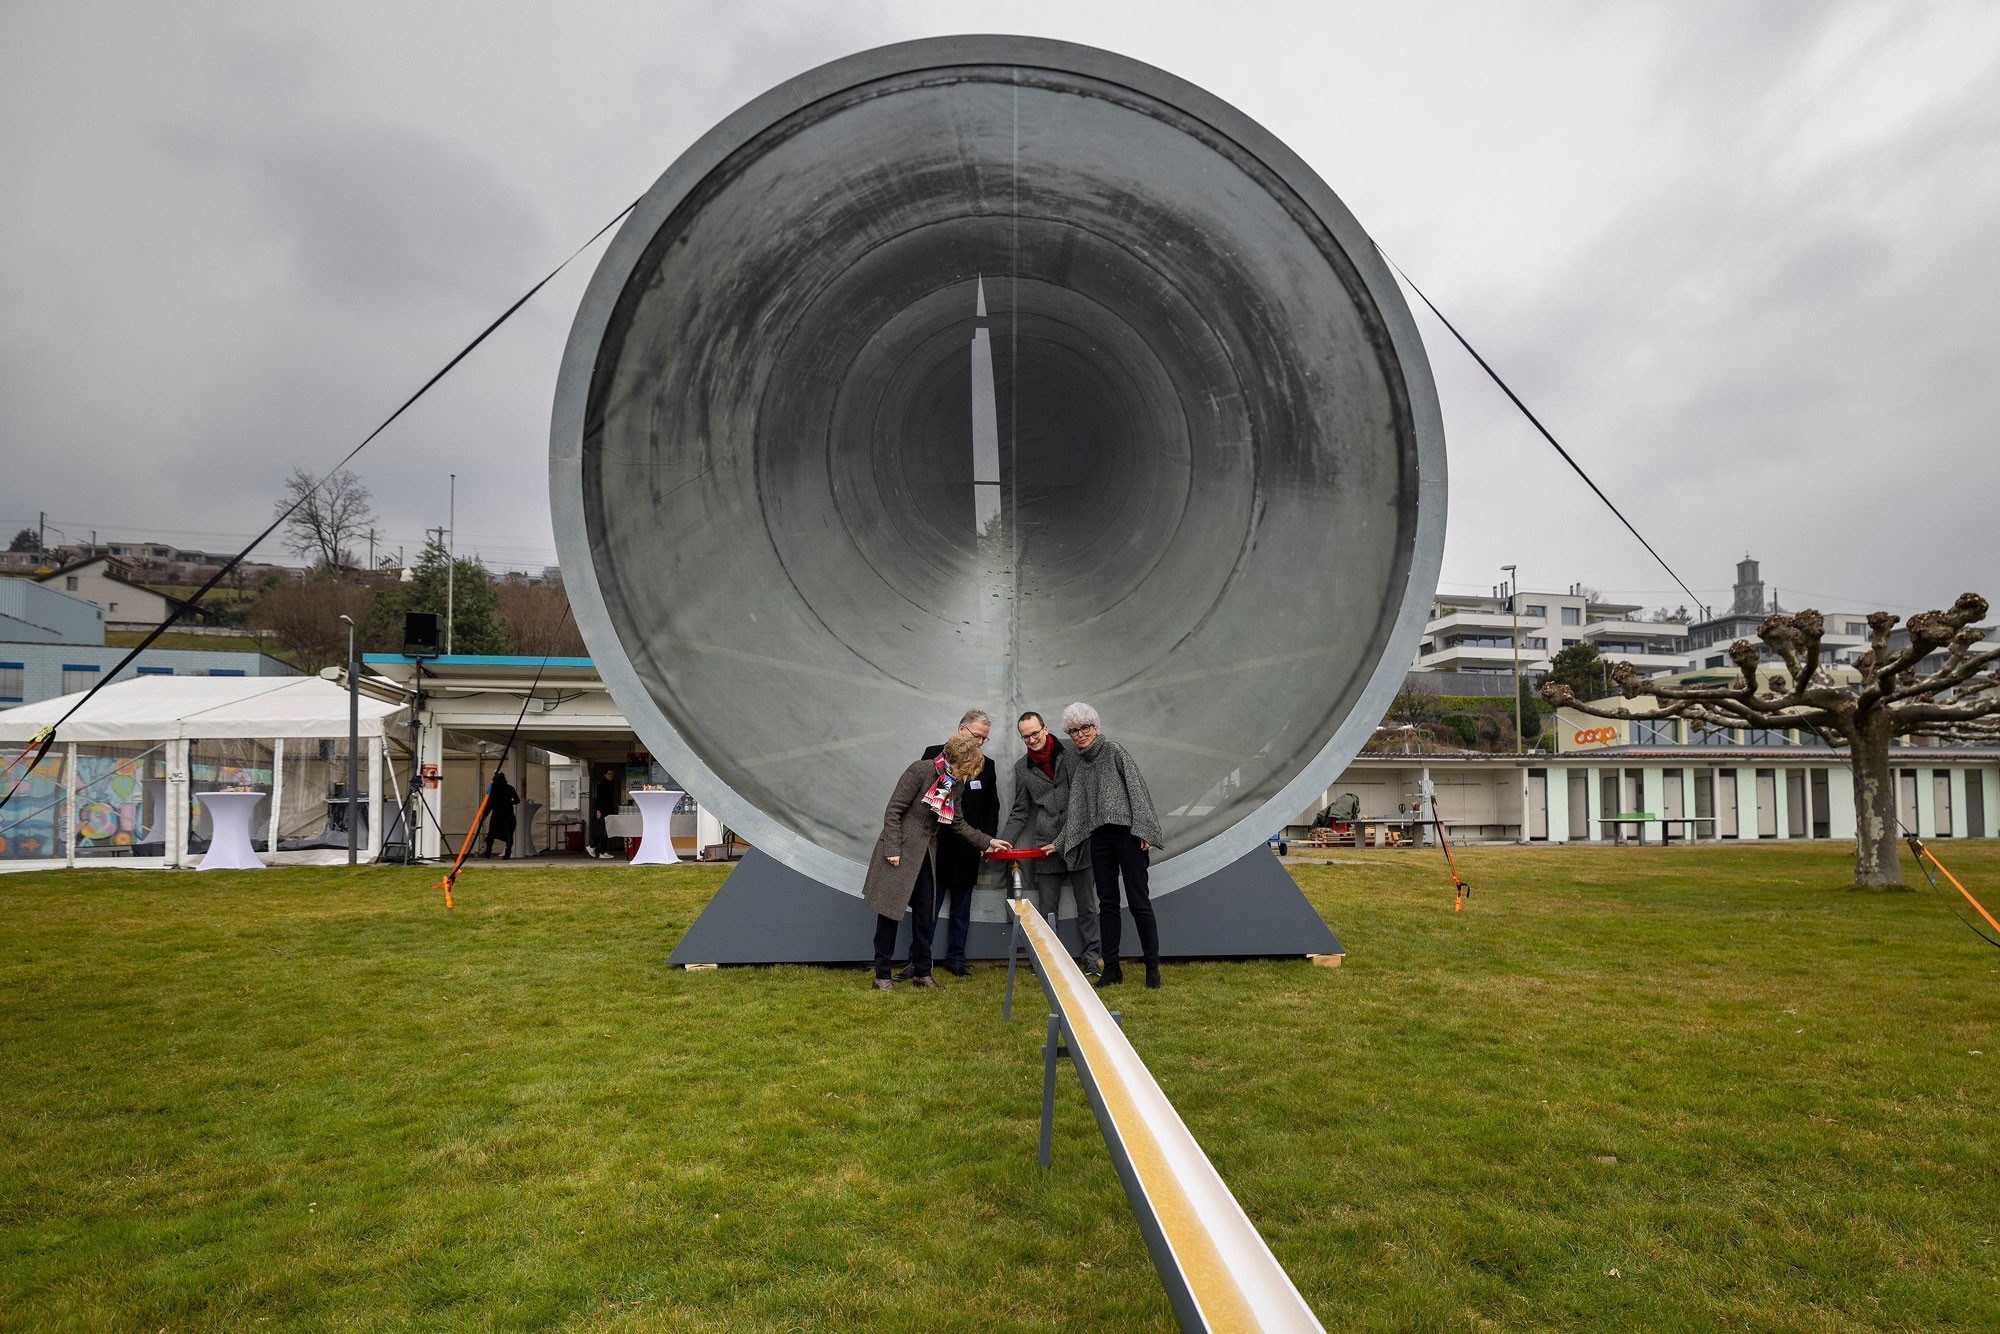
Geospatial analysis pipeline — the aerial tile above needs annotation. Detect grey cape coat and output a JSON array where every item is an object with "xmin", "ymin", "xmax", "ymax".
[
  {"xmin": 999, "ymin": 740, "xmax": 1084, "ymax": 873},
  {"xmin": 860, "ymin": 757, "xmax": 995, "ymax": 918}
]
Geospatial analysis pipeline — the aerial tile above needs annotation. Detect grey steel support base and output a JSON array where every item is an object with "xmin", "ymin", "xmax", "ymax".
[
  {"xmin": 664, "ymin": 845, "xmax": 1341, "ymax": 966},
  {"xmin": 1039, "ymin": 1010, "xmax": 1119, "ymax": 1169}
]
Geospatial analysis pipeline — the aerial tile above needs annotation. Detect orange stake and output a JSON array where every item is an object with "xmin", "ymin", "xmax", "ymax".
[
  {"xmin": 434, "ymin": 789, "xmax": 493, "ymax": 910},
  {"xmin": 1919, "ymin": 841, "xmax": 2000, "ymax": 936}
]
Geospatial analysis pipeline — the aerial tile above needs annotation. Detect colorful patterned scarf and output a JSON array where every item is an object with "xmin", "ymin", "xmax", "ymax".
[{"xmin": 920, "ymin": 755, "xmax": 959, "ymax": 824}]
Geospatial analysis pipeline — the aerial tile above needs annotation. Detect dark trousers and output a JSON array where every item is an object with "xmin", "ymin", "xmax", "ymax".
[
  {"xmin": 1089, "ymin": 824, "xmax": 1158, "ymax": 965},
  {"xmin": 873, "ymin": 856, "xmax": 937, "ymax": 979},
  {"xmin": 588, "ymin": 813, "xmax": 609, "ymax": 854},
  {"xmin": 483, "ymin": 826, "xmax": 514, "ymax": 858},
  {"xmin": 939, "ymin": 873, "xmax": 976, "ymax": 968}
]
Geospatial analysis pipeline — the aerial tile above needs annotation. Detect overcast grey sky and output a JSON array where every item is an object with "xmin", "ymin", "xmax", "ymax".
[{"xmin": 4, "ymin": 1, "xmax": 1996, "ymax": 616}]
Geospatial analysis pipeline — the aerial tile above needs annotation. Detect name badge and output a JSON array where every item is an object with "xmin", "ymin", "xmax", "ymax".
[{"xmin": 969, "ymin": 780, "xmax": 982, "ymax": 789}]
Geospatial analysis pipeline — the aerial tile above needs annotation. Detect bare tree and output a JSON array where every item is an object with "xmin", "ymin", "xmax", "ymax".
[
  {"xmin": 275, "ymin": 467, "xmax": 376, "ymax": 572},
  {"xmin": 250, "ymin": 578, "xmax": 374, "ymax": 672},
  {"xmin": 1543, "ymin": 595, "xmax": 2000, "ymax": 887},
  {"xmin": 496, "ymin": 580, "xmax": 585, "ymax": 656}
]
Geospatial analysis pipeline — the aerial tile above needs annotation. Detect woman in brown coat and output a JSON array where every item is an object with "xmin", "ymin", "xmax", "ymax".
[{"xmin": 861, "ymin": 733, "xmax": 1010, "ymax": 989}]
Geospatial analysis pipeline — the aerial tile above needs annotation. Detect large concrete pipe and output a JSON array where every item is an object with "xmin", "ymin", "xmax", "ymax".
[{"xmin": 552, "ymin": 36, "xmax": 1445, "ymax": 901}]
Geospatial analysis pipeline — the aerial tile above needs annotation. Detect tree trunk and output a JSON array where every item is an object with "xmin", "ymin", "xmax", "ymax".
[{"xmin": 1848, "ymin": 718, "xmax": 1903, "ymax": 888}]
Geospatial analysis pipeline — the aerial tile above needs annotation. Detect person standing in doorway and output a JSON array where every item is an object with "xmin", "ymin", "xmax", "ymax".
[
  {"xmin": 999, "ymin": 710, "xmax": 1101, "ymax": 978},
  {"xmin": 482, "ymin": 770, "xmax": 519, "ymax": 859},
  {"xmin": 913, "ymin": 708, "xmax": 998, "ymax": 977},
  {"xmin": 1056, "ymin": 702, "xmax": 1165, "ymax": 989},
  {"xmin": 590, "ymin": 767, "xmax": 622, "ymax": 859}
]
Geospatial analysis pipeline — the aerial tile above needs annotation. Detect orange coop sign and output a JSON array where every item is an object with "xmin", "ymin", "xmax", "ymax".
[{"xmin": 1572, "ymin": 726, "xmax": 1619, "ymax": 746}]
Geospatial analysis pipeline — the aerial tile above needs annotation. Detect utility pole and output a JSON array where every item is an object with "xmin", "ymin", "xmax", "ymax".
[
  {"xmin": 446, "ymin": 474, "xmax": 456, "ymax": 656},
  {"xmin": 1503, "ymin": 564, "xmax": 1522, "ymax": 749},
  {"xmin": 340, "ymin": 614, "xmax": 359, "ymax": 865},
  {"xmin": 368, "ymin": 526, "xmax": 377, "ymax": 571}
]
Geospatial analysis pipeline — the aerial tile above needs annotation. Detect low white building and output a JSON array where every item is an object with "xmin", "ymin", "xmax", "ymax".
[{"xmin": 1415, "ymin": 584, "xmax": 1687, "ymax": 679}]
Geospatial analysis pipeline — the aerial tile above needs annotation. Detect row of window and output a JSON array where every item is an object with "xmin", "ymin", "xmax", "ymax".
[{"xmin": 0, "ymin": 663, "xmax": 247, "ymax": 704}]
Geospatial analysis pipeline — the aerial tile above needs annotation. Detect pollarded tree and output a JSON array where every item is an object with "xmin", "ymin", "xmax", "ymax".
[{"xmin": 1541, "ymin": 595, "xmax": 2000, "ymax": 888}]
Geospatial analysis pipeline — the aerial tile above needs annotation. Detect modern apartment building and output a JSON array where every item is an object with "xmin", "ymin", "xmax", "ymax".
[{"xmin": 1415, "ymin": 585, "xmax": 1688, "ymax": 679}]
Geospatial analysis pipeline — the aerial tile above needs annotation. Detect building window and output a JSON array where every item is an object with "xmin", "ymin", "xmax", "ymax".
[
  {"xmin": 210, "ymin": 669, "xmax": 245, "ymax": 677},
  {"xmin": 1706, "ymin": 655, "xmax": 1726, "ymax": 668},
  {"xmin": 1524, "ymin": 604, "xmax": 1546, "ymax": 618},
  {"xmin": 136, "ymin": 666, "xmax": 172, "ymax": 676},
  {"xmin": 108, "ymin": 601, "xmax": 118, "ymax": 613},
  {"xmin": 61, "ymin": 664, "xmax": 100, "ymax": 693},
  {"xmin": 1844, "ymin": 621, "xmax": 1867, "ymax": 636},
  {"xmin": 1632, "ymin": 718, "xmax": 1677, "ymax": 745},
  {"xmin": 1561, "ymin": 607, "xmax": 1581, "ymax": 626},
  {"xmin": 1690, "ymin": 724, "xmax": 1732, "ymax": 746},
  {"xmin": 65, "ymin": 575, "xmax": 79, "ymax": 590},
  {"xmin": 1525, "ymin": 637, "xmax": 1547, "ymax": 650},
  {"xmin": 0, "ymin": 662, "xmax": 22, "ymax": 703},
  {"xmin": 1741, "ymin": 728, "xmax": 1786, "ymax": 747}
]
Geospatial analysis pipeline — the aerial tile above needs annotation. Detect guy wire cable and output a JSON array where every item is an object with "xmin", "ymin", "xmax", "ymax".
[
  {"xmin": 0, "ymin": 195, "xmax": 641, "ymax": 820},
  {"xmin": 434, "ymin": 603, "xmax": 575, "ymax": 908},
  {"xmin": 1376, "ymin": 246, "xmax": 1705, "ymax": 613}
]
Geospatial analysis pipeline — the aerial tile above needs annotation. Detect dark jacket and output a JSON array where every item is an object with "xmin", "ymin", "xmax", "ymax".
[
  {"xmin": 921, "ymin": 743, "xmax": 998, "ymax": 887},
  {"xmin": 486, "ymin": 776, "xmax": 518, "ymax": 833},
  {"xmin": 860, "ymin": 758, "xmax": 995, "ymax": 917},
  {"xmin": 999, "ymin": 738, "xmax": 1081, "ymax": 872}
]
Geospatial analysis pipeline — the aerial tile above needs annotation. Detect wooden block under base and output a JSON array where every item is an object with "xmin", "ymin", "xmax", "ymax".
[
  {"xmin": 1308, "ymin": 953, "xmax": 1345, "ymax": 968},
  {"xmin": 683, "ymin": 962, "xmax": 719, "ymax": 971}
]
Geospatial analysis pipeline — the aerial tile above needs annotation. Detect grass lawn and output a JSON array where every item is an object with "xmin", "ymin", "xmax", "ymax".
[{"xmin": 2, "ymin": 843, "xmax": 1997, "ymax": 1329}]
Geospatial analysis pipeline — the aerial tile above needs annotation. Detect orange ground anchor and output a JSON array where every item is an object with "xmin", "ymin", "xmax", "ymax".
[
  {"xmin": 433, "ymin": 789, "xmax": 494, "ymax": 910},
  {"xmin": 1908, "ymin": 834, "xmax": 2000, "ymax": 937}
]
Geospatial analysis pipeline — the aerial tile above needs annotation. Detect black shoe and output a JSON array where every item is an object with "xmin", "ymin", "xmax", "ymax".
[
  {"xmin": 1081, "ymin": 957, "xmax": 1103, "ymax": 982},
  {"xmin": 892, "ymin": 965, "xmax": 918, "ymax": 982},
  {"xmin": 943, "ymin": 962, "xmax": 970, "ymax": 978},
  {"xmin": 1145, "ymin": 962, "xmax": 1162, "ymax": 990},
  {"xmin": 1095, "ymin": 961, "xmax": 1124, "ymax": 988}
]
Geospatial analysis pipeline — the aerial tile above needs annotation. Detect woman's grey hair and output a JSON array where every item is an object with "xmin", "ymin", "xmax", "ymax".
[{"xmin": 1060, "ymin": 701, "xmax": 1100, "ymax": 732}]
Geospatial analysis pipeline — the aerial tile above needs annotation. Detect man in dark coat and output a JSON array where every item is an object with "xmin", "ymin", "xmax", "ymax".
[
  {"xmin": 908, "ymin": 708, "xmax": 997, "ymax": 977},
  {"xmin": 589, "ymin": 767, "xmax": 622, "ymax": 859},
  {"xmin": 482, "ymin": 770, "xmax": 519, "ymax": 859}
]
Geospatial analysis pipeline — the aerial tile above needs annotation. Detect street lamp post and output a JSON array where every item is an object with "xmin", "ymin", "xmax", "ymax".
[
  {"xmin": 1504, "ymin": 564, "xmax": 1528, "ymax": 844},
  {"xmin": 1502, "ymin": 565, "xmax": 1523, "ymax": 750},
  {"xmin": 340, "ymin": 614, "xmax": 359, "ymax": 865}
]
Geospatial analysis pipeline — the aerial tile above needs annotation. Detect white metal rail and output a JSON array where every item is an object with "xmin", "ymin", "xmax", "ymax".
[{"xmin": 1008, "ymin": 899, "xmax": 1326, "ymax": 1333}]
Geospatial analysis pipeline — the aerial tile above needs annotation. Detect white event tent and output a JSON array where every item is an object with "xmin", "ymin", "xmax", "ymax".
[{"xmin": 0, "ymin": 676, "xmax": 408, "ymax": 869}]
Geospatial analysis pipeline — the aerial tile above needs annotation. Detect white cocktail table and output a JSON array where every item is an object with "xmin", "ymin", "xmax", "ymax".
[
  {"xmin": 196, "ymin": 790, "xmax": 267, "ymax": 870},
  {"xmin": 629, "ymin": 789, "xmax": 684, "ymax": 865}
]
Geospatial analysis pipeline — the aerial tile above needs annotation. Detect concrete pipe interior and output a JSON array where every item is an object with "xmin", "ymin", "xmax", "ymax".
[{"xmin": 553, "ymin": 38, "xmax": 1444, "ymax": 892}]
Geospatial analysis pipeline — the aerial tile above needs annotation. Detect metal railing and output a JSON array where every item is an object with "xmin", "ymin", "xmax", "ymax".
[{"xmin": 1006, "ymin": 898, "xmax": 1327, "ymax": 1333}]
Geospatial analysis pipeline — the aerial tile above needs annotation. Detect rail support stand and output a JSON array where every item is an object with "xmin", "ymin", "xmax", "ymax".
[{"xmin": 1040, "ymin": 1010, "xmax": 1120, "ymax": 1169}]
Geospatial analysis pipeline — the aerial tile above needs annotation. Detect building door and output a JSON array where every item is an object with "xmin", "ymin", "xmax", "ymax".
[
  {"xmin": 1717, "ymin": 768, "xmax": 1738, "ymax": 838},
  {"xmin": 1810, "ymin": 769, "xmax": 1831, "ymax": 838},
  {"xmin": 1693, "ymin": 770, "xmax": 1715, "ymax": 840},
  {"xmin": 1568, "ymin": 771, "xmax": 1589, "ymax": 841},
  {"xmin": 1968, "ymin": 771, "xmax": 1987, "ymax": 839},
  {"xmin": 1527, "ymin": 769, "xmax": 1549, "ymax": 839},
  {"xmin": 1662, "ymin": 768, "xmax": 1685, "ymax": 839},
  {"xmin": 1786, "ymin": 770, "xmax": 1807, "ymax": 838},
  {"xmin": 1934, "ymin": 772, "xmax": 1953, "ymax": 837},
  {"xmin": 1897, "ymin": 769, "xmax": 1919, "ymax": 833},
  {"xmin": 1600, "ymin": 772, "xmax": 1621, "ymax": 841},
  {"xmin": 1755, "ymin": 769, "xmax": 1778, "ymax": 838}
]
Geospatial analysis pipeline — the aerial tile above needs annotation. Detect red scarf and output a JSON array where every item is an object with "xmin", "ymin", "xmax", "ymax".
[{"xmin": 1026, "ymin": 733, "xmax": 1057, "ymax": 781}]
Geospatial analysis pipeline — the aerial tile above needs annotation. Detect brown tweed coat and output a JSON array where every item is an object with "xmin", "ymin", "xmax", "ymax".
[{"xmin": 860, "ymin": 757, "xmax": 994, "ymax": 918}]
